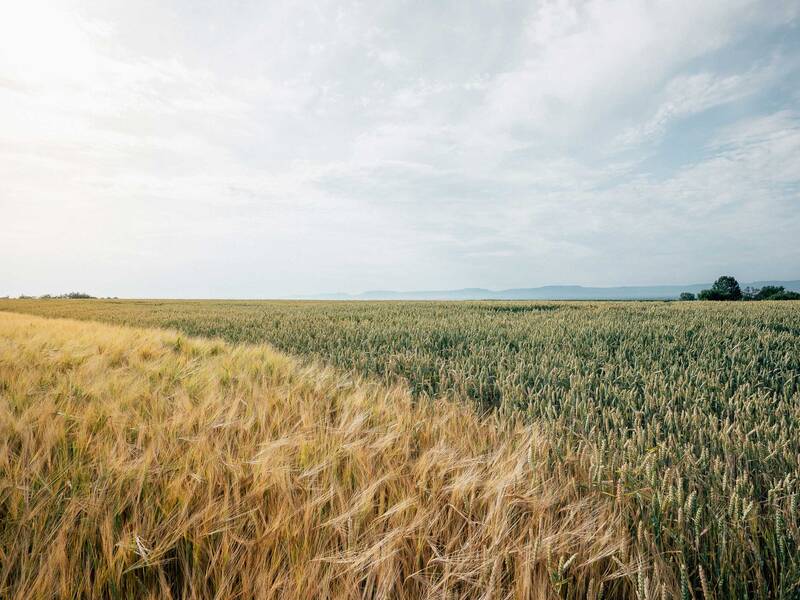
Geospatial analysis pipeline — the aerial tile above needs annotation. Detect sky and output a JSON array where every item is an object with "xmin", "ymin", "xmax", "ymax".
[{"xmin": 1, "ymin": 0, "xmax": 799, "ymax": 298}]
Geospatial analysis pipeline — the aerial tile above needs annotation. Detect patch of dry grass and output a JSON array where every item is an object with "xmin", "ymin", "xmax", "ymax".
[{"xmin": 0, "ymin": 312, "xmax": 644, "ymax": 599}]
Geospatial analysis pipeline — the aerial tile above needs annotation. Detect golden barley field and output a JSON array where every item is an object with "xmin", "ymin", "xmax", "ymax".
[
  {"xmin": 0, "ymin": 311, "xmax": 631, "ymax": 599},
  {"xmin": 1, "ymin": 300, "xmax": 799, "ymax": 599}
]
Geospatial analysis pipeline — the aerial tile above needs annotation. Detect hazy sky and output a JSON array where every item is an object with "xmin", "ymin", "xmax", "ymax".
[{"xmin": 2, "ymin": 1, "xmax": 799, "ymax": 297}]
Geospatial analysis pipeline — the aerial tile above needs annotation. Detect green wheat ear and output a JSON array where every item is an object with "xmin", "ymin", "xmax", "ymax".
[{"xmin": 680, "ymin": 564, "xmax": 690, "ymax": 600}]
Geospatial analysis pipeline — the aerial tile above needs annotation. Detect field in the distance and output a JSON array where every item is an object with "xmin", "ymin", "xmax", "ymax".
[{"xmin": 1, "ymin": 299, "xmax": 799, "ymax": 598}]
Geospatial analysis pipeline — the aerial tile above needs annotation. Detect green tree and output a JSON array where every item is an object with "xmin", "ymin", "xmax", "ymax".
[
  {"xmin": 756, "ymin": 285, "xmax": 784, "ymax": 300},
  {"xmin": 699, "ymin": 276, "xmax": 742, "ymax": 301},
  {"xmin": 679, "ymin": 292, "xmax": 696, "ymax": 301},
  {"xmin": 767, "ymin": 290, "xmax": 800, "ymax": 300}
]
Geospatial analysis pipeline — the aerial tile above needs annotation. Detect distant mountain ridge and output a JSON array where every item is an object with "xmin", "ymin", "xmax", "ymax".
[{"xmin": 312, "ymin": 280, "xmax": 800, "ymax": 301}]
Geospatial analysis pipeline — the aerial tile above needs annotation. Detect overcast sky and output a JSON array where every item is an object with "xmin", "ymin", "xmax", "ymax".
[{"xmin": 1, "ymin": 1, "xmax": 799, "ymax": 297}]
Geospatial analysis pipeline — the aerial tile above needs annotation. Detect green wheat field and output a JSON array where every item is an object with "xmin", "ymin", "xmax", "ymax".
[{"xmin": 1, "ymin": 299, "xmax": 798, "ymax": 598}]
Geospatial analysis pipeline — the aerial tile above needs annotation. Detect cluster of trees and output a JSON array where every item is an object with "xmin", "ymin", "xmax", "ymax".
[
  {"xmin": 31, "ymin": 292, "xmax": 96, "ymax": 299},
  {"xmin": 680, "ymin": 276, "xmax": 800, "ymax": 301}
]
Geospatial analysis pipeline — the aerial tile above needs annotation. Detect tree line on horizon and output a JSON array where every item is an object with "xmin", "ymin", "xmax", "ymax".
[
  {"xmin": 5, "ymin": 280, "xmax": 799, "ymax": 302},
  {"xmin": 680, "ymin": 276, "xmax": 800, "ymax": 301},
  {"xmin": 18, "ymin": 292, "xmax": 98, "ymax": 300}
]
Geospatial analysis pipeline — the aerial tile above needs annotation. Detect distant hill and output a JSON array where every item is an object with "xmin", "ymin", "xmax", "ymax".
[{"xmin": 312, "ymin": 280, "xmax": 800, "ymax": 301}]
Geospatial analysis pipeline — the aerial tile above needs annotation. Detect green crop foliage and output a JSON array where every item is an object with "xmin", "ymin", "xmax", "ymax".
[{"xmin": 2, "ymin": 298, "xmax": 800, "ymax": 597}]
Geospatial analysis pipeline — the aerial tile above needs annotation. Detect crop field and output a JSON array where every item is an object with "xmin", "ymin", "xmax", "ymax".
[{"xmin": 1, "ymin": 299, "xmax": 800, "ymax": 598}]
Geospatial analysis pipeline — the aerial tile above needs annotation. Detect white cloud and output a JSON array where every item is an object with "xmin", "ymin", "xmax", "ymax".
[
  {"xmin": 613, "ymin": 70, "xmax": 763, "ymax": 150},
  {"xmin": 1, "ymin": 0, "xmax": 798, "ymax": 296}
]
